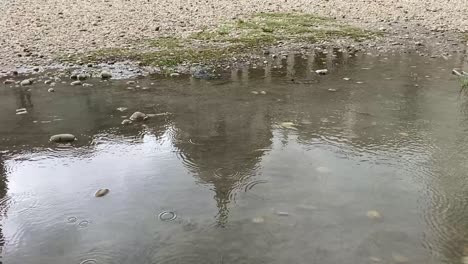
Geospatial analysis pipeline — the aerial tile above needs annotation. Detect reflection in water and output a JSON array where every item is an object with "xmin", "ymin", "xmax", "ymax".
[
  {"xmin": 0, "ymin": 52, "xmax": 467, "ymax": 263},
  {"xmin": 0, "ymin": 156, "xmax": 8, "ymax": 264}
]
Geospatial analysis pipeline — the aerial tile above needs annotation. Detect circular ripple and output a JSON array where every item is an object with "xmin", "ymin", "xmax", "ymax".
[
  {"xmin": 158, "ymin": 211, "xmax": 177, "ymax": 221},
  {"xmin": 78, "ymin": 220, "xmax": 90, "ymax": 228},
  {"xmin": 80, "ymin": 259, "xmax": 98, "ymax": 264}
]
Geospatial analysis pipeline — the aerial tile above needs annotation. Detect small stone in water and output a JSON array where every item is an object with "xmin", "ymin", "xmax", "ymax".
[
  {"xmin": 3, "ymin": 79, "xmax": 15, "ymax": 84},
  {"xmin": 343, "ymin": 77, "xmax": 350, "ymax": 81},
  {"xmin": 252, "ymin": 217, "xmax": 265, "ymax": 223},
  {"xmin": 366, "ymin": 210, "xmax": 382, "ymax": 220},
  {"xmin": 315, "ymin": 69, "xmax": 328, "ymax": 75},
  {"xmin": 170, "ymin": 72, "xmax": 180, "ymax": 77},
  {"xmin": 116, "ymin": 107, "xmax": 128, "ymax": 112},
  {"xmin": 101, "ymin": 71, "xmax": 112, "ymax": 79},
  {"xmin": 70, "ymin": 80, "xmax": 82, "ymax": 86},
  {"xmin": 280, "ymin": 122, "xmax": 297, "ymax": 130},
  {"xmin": 20, "ymin": 79, "xmax": 33, "ymax": 86},
  {"xmin": 260, "ymin": 91, "xmax": 267, "ymax": 95},
  {"xmin": 44, "ymin": 80, "xmax": 52, "ymax": 84},
  {"xmin": 121, "ymin": 119, "xmax": 132, "ymax": 125},
  {"xmin": 49, "ymin": 134, "xmax": 77, "ymax": 143},
  {"xmin": 129, "ymin": 111, "xmax": 148, "ymax": 121},
  {"xmin": 126, "ymin": 81, "xmax": 136, "ymax": 85},
  {"xmin": 328, "ymin": 88, "xmax": 337, "ymax": 92},
  {"xmin": 95, "ymin": 188, "xmax": 110, "ymax": 197},
  {"xmin": 276, "ymin": 211, "xmax": 289, "ymax": 216},
  {"xmin": 316, "ymin": 167, "xmax": 331, "ymax": 173},
  {"xmin": 251, "ymin": 91, "xmax": 259, "ymax": 95},
  {"xmin": 391, "ymin": 253, "xmax": 408, "ymax": 263},
  {"xmin": 48, "ymin": 88, "xmax": 55, "ymax": 92},
  {"xmin": 369, "ymin": 257, "xmax": 381, "ymax": 262},
  {"xmin": 462, "ymin": 256, "xmax": 468, "ymax": 264}
]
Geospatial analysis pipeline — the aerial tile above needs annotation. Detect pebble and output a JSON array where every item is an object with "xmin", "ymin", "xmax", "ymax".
[
  {"xmin": 276, "ymin": 211, "xmax": 289, "ymax": 216},
  {"xmin": 82, "ymin": 83, "xmax": 93, "ymax": 87},
  {"xmin": 48, "ymin": 88, "xmax": 55, "ymax": 92},
  {"xmin": 279, "ymin": 122, "xmax": 297, "ymax": 130},
  {"xmin": 392, "ymin": 253, "xmax": 409, "ymax": 263},
  {"xmin": 44, "ymin": 80, "xmax": 52, "ymax": 84},
  {"xmin": 49, "ymin": 134, "xmax": 77, "ymax": 143},
  {"xmin": 126, "ymin": 81, "xmax": 136, "ymax": 85},
  {"xmin": 366, "ymin": 210, "xmax": 382, "ymax": 220},
  {"xmin": 95, "ymin": 188, "xmax": 110, "ymax": 197},
  {"xmin": 70, "ymin": 80, "xmax": 82, "ymax": 86},
  {"xmin": 169, "ymin": 72, "xmax": 180, "ymax": 77},
  {"xmin": 100, "ymin": 71, "xmax": 112, "ymax": 79},
  {"xmin": 252, "ymin": 217, "xmax": 265, "ymax": 223},
  {"xmin": 462, "ymin": 256, "xmax": 468, "ymax": 264},
  {"xmin": 260, "ymin": 90, "xmax": 267, "ymax": 95},
  {"xmin": 3, "ymin": 79, "xmax": 14, "ymax": 84},
  {"xmin": 77, "ymin": 74, "xmax": 88, "ymax": 80},
  {"xmin": 315, "ymin": 69, "xmax": 329, "ymax": 75},
  {"xmin": 116, "ymin": 107, "xmax": 128, "ymax": 112},
  {"xmin": 251, "ymin": 91, "xmax": 259, "ymax": 95},
  {"xmin": 328, "ymin": 88, "xmax": 337, "ymax": 92},
  {"xmin": 129, "ymin": 111, "xmax": 148, "ymax": 121},
  {"xmin": 20, "ymin": 79, "xmax": 33, "ymax": 86},
  {"xmin": 343, "ymin": 77, "xmax": 350, "ymax": 81},
  {"xmin": 121, "ymin": 119, "xmax": 132, "ymax": 125}
]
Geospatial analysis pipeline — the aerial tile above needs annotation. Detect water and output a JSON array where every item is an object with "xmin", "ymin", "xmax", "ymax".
[{"xmin": 1, "ymin": 51, "xmax": 468, "ymax": 264}]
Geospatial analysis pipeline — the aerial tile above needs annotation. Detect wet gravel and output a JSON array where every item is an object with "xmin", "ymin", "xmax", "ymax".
[{"xmin": 0, "ymin": 0, "xmax": 467, "ymax": 72}]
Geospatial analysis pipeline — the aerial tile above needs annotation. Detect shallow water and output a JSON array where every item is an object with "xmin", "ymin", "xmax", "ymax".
[{"xmin": 1, "ymin": 52, "xmax": 468, "ymax": 264}]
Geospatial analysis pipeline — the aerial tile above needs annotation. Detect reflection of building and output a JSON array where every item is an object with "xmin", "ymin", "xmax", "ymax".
[{"xmin": 170, "ymin": 92, "xmax": 273, "ymax": 226}]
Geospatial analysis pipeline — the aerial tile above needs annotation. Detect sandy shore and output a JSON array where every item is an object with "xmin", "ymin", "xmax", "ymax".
[{"xmin": 0, "ymin": 0, "xmax": 467, "ymax": 71}]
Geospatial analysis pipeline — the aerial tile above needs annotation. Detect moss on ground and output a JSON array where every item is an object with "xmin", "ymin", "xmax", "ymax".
[{"xmin": 68, "ymin": 13, "xmax": 378, "ymax": 67}]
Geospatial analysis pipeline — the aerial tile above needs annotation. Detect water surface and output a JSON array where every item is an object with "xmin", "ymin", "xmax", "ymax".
[{"xmin": 1, "ymin": 52, "xmax": 468, "ymax": 264}]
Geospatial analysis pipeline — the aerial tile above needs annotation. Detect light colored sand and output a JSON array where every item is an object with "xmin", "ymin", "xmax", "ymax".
[{"xmin": 0, "ymin": 0, "xmax": 467, "ymax": 69}]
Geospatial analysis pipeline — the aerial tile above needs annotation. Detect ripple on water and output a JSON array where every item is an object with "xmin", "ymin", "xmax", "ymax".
[
  {"xmin": 421, "ymin": 187, "xmax": 466, "ymax": 258},
  {"xmin": 67, "ymin": 217, "xmax": 78, "ymax": 223},
  {"xmin": 78, "ymin": 220, "xmax": 90, "ymax": 228}
]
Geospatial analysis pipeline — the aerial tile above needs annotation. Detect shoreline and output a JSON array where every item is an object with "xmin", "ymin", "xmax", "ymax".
[{"xmin": 0, "ymin": 1, "xmax": 467, "ymax": 76}]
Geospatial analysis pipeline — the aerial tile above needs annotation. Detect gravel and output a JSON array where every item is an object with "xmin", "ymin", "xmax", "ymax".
[{"xmin": 0, "ymin": 0, "xmax": 467, "ymax": 71}]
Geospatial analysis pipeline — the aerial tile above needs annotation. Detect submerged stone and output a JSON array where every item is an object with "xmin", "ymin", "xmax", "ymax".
[
  {"xmin": 121, "ymin": 119, "xmax": 132, "ymax": 125},
  {"xmin": 252, "ymin": 217, "xmax": 265, "ymax": 223},
  {"xmin": 95, "ymin": 188, "xmax": 110, "ymax": 197},
  {"xmin": 366, "ymin": 210, "xmax": 382, "ymax": 220},
  {"xmin": 129, "ymin": 111, "xmax": 148, "ymax": 121},
  {"xmin": 49, "ymin": 134, "xmax": 77, "ymax": 143},
  {"xmin": 315, "ymin": 69, "xmax": 329, "ymax": 75}
]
